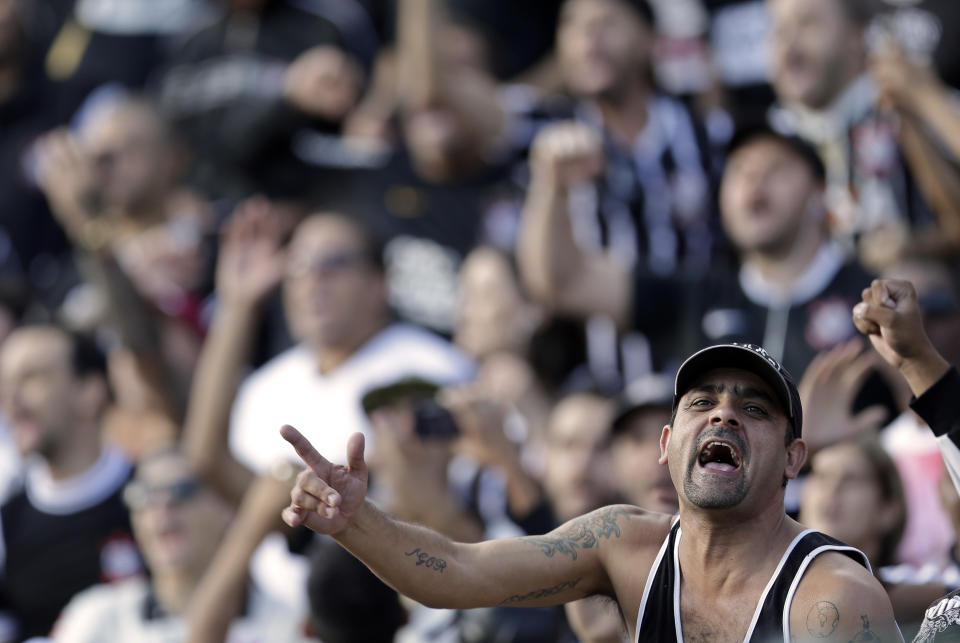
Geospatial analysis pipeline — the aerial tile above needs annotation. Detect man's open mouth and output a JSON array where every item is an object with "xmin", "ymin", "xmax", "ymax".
[{"xmin": 697, "ymin": 439, "xmax": 742, "ymax": 473}]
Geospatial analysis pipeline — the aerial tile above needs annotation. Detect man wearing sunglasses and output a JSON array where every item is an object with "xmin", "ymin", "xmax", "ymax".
[{"xmin": 228, "ymin": 213, "xmax": 474, "ymax": 486}]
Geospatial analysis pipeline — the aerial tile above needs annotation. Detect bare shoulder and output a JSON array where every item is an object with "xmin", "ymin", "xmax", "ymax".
[
  {"xmin": 790, "ymin": 551, "xmax": 903, "ymax": 642},
  {"xmin": 518, "ymin": 505, "xmax": 672, "ymax": 561}
]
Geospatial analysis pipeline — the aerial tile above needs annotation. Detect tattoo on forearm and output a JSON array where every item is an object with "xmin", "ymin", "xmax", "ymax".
[
  {"xmin": 498, "ymin": 577, "xmax": 583, "ymax": 605},
  {"xmin": 806, "ymin": 601, "xmax": 839, "ymax": 638},
  {"xmin": 404, "ymin": 547, "xmax": 447, "ymax": 573},
  {"xmin": 848, "ymin": 614, "xmax": 880, "ymax": 642},
  {"xmin": 520, "ymin": 506, "xmax": 629, "ymax": 560}
]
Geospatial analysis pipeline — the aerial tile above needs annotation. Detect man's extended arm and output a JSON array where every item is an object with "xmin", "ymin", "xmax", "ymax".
[{"xmin": 280, "ymin": 425, "xmax": 639, "ymax": 610}]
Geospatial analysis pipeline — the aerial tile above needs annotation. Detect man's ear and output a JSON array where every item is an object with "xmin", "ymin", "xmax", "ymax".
[
  {"xmin": 658, "ymin": 425, "xmax": 671, "ymax": 465},
  {"xmin": 784, "ymin": 439, "xmax": 808, "ymax": 480}
]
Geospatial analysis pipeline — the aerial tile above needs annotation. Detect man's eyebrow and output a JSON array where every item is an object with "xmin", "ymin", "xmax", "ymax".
[
  {"xmin": 737, "ymin": 385, "xmax": 776, "ymax": 405},
  {"xmin": 686, "ymin": 383, "xmax": 776, "ymax": 405}
]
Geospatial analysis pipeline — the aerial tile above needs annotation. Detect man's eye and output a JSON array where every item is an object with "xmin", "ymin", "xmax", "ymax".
[
  {"xmin": 745, "ymin": 404, "xmax": 767, "ymax": 415},
  {"xmin": 691, "ymin": 398, "xmax": 713, "ymax": 407}
]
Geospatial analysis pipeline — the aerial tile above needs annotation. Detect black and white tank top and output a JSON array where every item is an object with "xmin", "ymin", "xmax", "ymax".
[{"xmin": 634, "ymin": 520, "xmax": 871, "ymax": 642}]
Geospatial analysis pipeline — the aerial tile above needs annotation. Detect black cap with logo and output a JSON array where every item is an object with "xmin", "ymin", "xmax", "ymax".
[{"xmin": 673, "ymin": 343, "xmax": 803, "ymax": 442}]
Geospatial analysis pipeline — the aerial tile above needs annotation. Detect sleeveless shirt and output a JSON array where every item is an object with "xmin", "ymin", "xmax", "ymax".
[{"xmin": 634, "ymin": 520, "xmax": 871, "ymax": 642}]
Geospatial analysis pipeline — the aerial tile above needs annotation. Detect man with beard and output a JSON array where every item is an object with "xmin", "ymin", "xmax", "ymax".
[{"xmin": 278, "ymin": 342, "xmax": 902, "ymax": 642}]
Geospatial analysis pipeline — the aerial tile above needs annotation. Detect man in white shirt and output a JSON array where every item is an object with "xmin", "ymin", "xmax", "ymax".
[{"xmin": 229, "ymin": 213, "xmax": 474, "ymax": 475}]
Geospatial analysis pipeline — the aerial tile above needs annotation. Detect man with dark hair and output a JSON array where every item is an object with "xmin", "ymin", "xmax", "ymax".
[
  {"xmin": 519, "ymin": 124, "xmax": 877, "ymax": 379},
  {"xmin": 0, "ymin": 324, "xmax": 141, "ymax": 642},
  {"xmin": 279, "ymin": 340, "xmax": 902, "ymax": 641}
]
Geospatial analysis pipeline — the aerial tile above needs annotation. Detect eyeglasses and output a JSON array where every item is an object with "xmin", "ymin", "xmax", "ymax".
[
  {"xmin": 124, "ymin": 478, "xmax": 202, "ymax": 511},
  {"xmin": 286, "ymin": 250, "xmax": 368, "ymax": 279}
]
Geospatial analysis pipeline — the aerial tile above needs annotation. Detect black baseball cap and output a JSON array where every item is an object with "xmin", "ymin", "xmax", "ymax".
[{"xmin": 673, "ymin": 343, "xmax": 803, "ymax": 441}]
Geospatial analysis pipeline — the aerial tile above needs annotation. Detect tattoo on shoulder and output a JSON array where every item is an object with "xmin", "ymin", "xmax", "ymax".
[
  {"xmin": 520, "ymin": 506, "xmax": 630, "ymax": 560},
  {"xmin": 404, "ymin": 547, "xmax": 447, "ymax": 573},
  {"xmin": 498, "ymin": 577, "xmax": 583, "ymax": 606},
  {"xmin": 806, "ymin": 601, "xmax": 839, "ymax": 638},
  {"xmin": 848, "ymin": 614, "xmax": 880, "ymax": 642}
]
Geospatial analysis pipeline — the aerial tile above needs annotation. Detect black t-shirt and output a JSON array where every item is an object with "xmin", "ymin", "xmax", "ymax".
[
  {"xmin": 0, "ymin": 452, "xmax": 141, "ymax": 642},
  {"xmin": 632, "ymin": 244, "xmax": 875, "ymax": 378},
  {"xmin": 342, "ymin": 150, "xmax": 526, "ymax": 334}
]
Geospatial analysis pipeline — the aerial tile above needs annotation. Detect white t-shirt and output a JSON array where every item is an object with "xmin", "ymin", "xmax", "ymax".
[
  {"xmin": 50, "ymin": 578, "xmax": 307, "ymax": 643},
  {"xmin": 229, "ymin": 323, "xmax": 474, "ymax": 472}
]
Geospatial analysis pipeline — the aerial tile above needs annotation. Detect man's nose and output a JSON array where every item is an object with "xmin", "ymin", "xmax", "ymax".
[{"xmin": 709, "ymin": 403, "xmax": 740, "ymax": 428}]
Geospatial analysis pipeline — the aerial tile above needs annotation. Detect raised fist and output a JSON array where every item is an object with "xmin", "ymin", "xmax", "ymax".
[{"xmin": 529, "ymin": 121, "xmax": 605, "ymax": 190}]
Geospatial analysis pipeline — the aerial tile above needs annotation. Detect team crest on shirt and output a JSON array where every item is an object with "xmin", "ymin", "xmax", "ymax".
[
  {"xmin": 805, "ymin": 297, "xmax": 855, "ymax": 351},
  {"xmin": 100, "ymin": 533, "xmax": 142, "ymax": 582}
]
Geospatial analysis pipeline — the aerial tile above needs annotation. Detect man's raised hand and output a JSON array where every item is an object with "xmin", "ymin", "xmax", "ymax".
[
  {"xmin": 853, "ymin": 279, "xmax": 935, "ymax": 369},
  {"xmin": 852, "ymin": 278, "xmax": 950, "ymax": 396},
  {"xmin": 279, "ymin": 425, "xmax": 368, "ymax": 534}
]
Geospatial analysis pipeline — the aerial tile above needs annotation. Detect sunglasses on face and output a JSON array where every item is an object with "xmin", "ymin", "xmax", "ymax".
[
  {"xmin": 124, "ymin": 478, "xmax": 202, "ymax": 511},
  {"xmin": 286, "ymin": 250, "xmax": 369, "ymax": 279}
]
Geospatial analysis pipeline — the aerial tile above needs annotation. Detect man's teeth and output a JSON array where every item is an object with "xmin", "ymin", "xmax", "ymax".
[{"xmin": 699, "ymin": 441, "xmax": 741, "ymax": 467}]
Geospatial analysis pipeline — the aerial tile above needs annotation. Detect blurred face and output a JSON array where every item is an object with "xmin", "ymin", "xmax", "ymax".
[
  {"xmin": 557, "ymin": 0, "xmax": 651, "ymax": 100},
  {"xmin": 661, "ymin": 369, "xmax": 798, "ymax": 513},
  {"xmin": 720, "ymin": 137, "xmax": 821, "ymax": 255},
  {"xmin": 0, "ymin": 328, "xmax": 84, "ymax": 457},
  {"xmin": 800, "ymin": 442, "xmax": 898, "ymax": 552},
  {"xmin": 543, "ymin": 394, "xmax": 617, "ymax": 521},
  {"xmin": 768, "ymin": 0, "xmax": 864, "ymax": 109},
  {"xmin": 611, "ymin": 407, "xmax": 677, "ymax": 513},
  {"xmin": 127, "ymin": 452, "xmax": 231, "ymax": 576},
  {"xmin": 283, "ymin": 216, "xmax": 386, "ymax": 350},
  {"xmin": 79, "ymin": 102, "xmax": 173, "ymax": 213},
  {"xmin": 455, "ymin": 248, "xmax": 532, "ymax": 358}
]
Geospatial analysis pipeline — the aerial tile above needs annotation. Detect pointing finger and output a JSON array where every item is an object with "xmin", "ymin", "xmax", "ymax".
[{"xmin": 280, "ymin": 425, "xmax": 332, "ymax": 476}]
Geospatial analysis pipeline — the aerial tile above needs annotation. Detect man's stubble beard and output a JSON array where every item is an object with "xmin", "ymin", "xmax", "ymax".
[{"xmin": 681, "ymin": 429, "xmax": 750, "ymax": 510}]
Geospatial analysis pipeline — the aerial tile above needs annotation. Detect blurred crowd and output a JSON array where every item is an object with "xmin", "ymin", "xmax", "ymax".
[{"xmin": 0, "ymin": 0, "xmax": 960, "ymax": 641}]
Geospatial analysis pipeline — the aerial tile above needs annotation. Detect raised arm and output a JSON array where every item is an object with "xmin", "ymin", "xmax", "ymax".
[
  {"xmin": 396, "ymin": 0, "xmax": 505, "ymax": 152},
  {"xmin": 853, "ymin": 278, "xmax": 960, "ymax": 495},
  {"xmin": 36, "ymin": 128, "xmax": 182, "ymax": 420},
  {"xmin": 852, "ymin": 278, "xmax": 950, "ymax": 397},
  {"xmin": 873, "ymin": 44, "xmax": 960, "ymax": 246},
  {"xmin": 517, "ymin": 122, "xmax": 632, "ymax": 326},
  {"xmin": 182, "ymin": 199, "xmax": 288, "ymax": 505},
  {"xmin": 186, "ymin": 471, "xmax": 294, "ymax": 643},
  {"xmin": 279, "ymin": 425, "xmax": 636, "ymax": 610}
]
